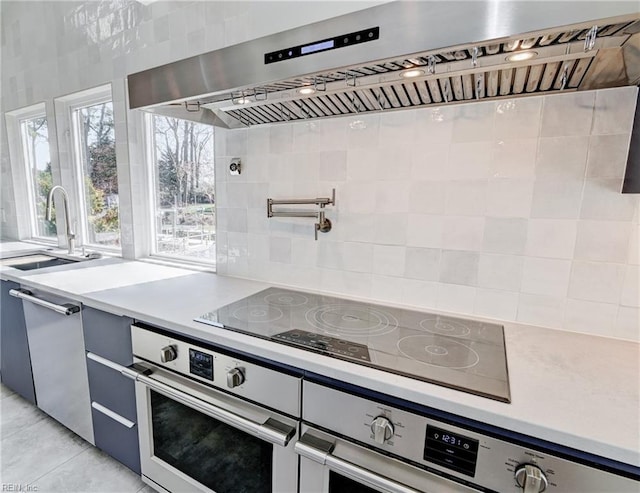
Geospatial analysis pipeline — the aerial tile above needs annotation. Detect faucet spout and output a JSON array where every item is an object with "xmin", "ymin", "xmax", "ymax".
[{"xmin": 46, "ymin": 185, "xmax": 76, "ymax": 255}]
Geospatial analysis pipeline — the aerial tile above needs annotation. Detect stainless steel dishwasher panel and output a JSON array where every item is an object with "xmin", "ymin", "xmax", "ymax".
[{"xmin": 20, "ymin": 288, "xmax": 94, "ymax": 444}]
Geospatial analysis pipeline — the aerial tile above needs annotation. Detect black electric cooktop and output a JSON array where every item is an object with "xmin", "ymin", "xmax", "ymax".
[{"xmin": 195, "ymin": 288, "xmax": 510, "ymax": 402}]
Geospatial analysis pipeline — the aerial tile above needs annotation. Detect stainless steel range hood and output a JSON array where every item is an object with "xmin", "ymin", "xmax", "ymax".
[{"xmin": 128, "ymin": 1, "xmax": 640, "ymax": 129}]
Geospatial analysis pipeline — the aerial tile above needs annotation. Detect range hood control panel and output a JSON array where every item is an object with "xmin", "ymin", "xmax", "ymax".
[{"xmin": 265, "ymin": 27, "xmax": 379, "ymax": 64}]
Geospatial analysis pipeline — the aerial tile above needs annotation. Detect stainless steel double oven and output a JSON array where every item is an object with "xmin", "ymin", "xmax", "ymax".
[{"xmin": 130, "ymin": 324, "xmax": 639, "ymax": 493}]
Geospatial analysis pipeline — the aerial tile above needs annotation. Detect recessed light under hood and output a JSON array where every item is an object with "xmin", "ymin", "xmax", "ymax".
[{"xmin": 128, "ymin": 1, "xmax": 640, "ymax": 129}]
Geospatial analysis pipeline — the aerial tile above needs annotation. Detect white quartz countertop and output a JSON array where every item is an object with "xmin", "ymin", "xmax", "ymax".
[{"xmin": 1, "ymin": 245, "xmax": 638, "ymax": 468}]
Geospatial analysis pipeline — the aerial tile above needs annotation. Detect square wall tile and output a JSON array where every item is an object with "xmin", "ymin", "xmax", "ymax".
[
  {"xmin": 406, "ymin": 214, "xmax": 443, "ymax": 248},
  {"xmin": 347, "ymin": 149, "xmax": 379, "ymax": 181},
  {"xmin": 521, "ymin": 258, "xmax": 572, "ymax": 297},
  {"xmin": 540, "ymin": 91, "xmax": 594, "ymax": 137},
  {"xmin": 592, "ymin": 86, "xmax": 637, "ymax": 135},
  {"xmin": 530, "ymin": 180, "xmax": 583, "ymax": 219},
  {"xmin": 444, "ymin": 180, "xmax": 487, "ymax": 216},
  {"xmin": 448, "ymin": 141, "xmax": 493, "ymax": 180},
  {"xmin": 436, "ymin": 283, "xmax": 476, "ymax": 314},
  {"xmin": 535, "ymin": 136, "xmax": 588, "ymax": 179},
  {"xmin": 373, "ymin": 245, "xmax": 406, "ymax": 277},
  {"xmin": 580, "ymin": 178, "xmax": 637, "ymax": 221},
  {"xmin": 441, "ymin": 216, "xmax": 485, "ymax": 251},
  {"xmin": 568, "ymin": 261, "xmax": 625, "ymax": 304},
  {"xmin": 574, "ymin": 220, "xmax": 630, "ymax": 263},
  {"xmin": 374, "ymin": 213, "xmax": 408, "ymax": 246},
  {"xmin": 474, "ymin": 288, "xmax": 519, "ymax": 320},
  {"xmin": 564, "ymin": 299, "xmax": 617, "ymax": 336},
  {"xmin": 482, "ymin": 217, "xmax": 528, "ymax": 255},
  {"xmin": 414, "ymin": 106, "xmax": 455, "ymax": 145},
  {"xmin": 451, "ymin": 101, "xmax": 495, "ymax": 143},
  {"xmin": 371, "ymin": 275, "xmax": 406, "ymax": 304},
  {"xmin": 615, "ymin": 307, "xmax": 640, "ymax": 341},
  {"xmin": 586, "ymin": 134, "xmax": 631, "ymax": 179},
  {"xmin": 620, "ymin": 266, "xmax": 640, "ymax": 308},
  {"xmin": 485, "ymin": 179, "xmax": 533, "ymax": 218},
  {"xmin": 375, "ymin": 181, "xmax": 410, "ymax": 213},
  {"xmin": 401, "ymin": 279, "xmax": 439, "ymax": 309},
  {"xmin": 409, "ymin": 181, "xmax": 446, "ymax": 215},
  {"xmin": 517, "ymin": 294, "xmax": 565, "ymax": 328},
  {"xmin": 477, "ymin": 254, "xmax": 523, "ymax": 291},
  {"xmin": 410, "ymin": 149, "xmax": 449, "ymax": 181},
  {"xmin": 525, "ymin": 219, "xmax": 577, "ymax": 259},
  {"xmin": 404, "ymin": 247, "xmax": 440, "ymax": 281},
  {"xmin": 491, "ymin": 139, "xmax": 537, "ymax": 179},
  {"xmin": 494, "ymin": 96, "xmax": 542, "ymax": 140},
  {"xmin": 342, "ymin": 241, "xmax": 374, "ymax": 273},
  {"xmin": 439, "ymin": 250, "xmax": 479, "ymax": 286}
]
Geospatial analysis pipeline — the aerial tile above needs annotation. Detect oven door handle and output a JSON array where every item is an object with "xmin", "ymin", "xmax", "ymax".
[
  {"xmin": 136, "ymin": 372, "xmax": 296, "ymax": 448},
  {"xmin": 295, "ymin": 434, "xmax": 422, "ymax": 493}
]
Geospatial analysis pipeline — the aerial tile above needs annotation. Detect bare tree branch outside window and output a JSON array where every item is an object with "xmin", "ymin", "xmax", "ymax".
[{"xmin": 152, "ymin": 116, "xmax": 215, "ymax": 262}]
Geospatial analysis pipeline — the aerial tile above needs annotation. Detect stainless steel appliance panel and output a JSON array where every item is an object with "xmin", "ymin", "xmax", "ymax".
[
  {"xmin": 131, "ymin": 324, "xmax": 301, "ymax": 416},
  {"xmin": 302, "ymin": 382, "xmax": 640, "ymax": 493},
  {"xmin": 297, "ymin": 424, "xmax": 481, "ymax": 493},
  {"xmin": 21, "ymin": 288, "xmax": 93, "ymax": 444}
]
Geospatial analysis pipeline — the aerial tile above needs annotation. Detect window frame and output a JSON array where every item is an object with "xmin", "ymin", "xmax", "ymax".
[
  {"xmin": 5, "ymin": 102, "xmax": 58, "ymax": 244},
  {"xmin": 143, "ymin": 112, "xmax": 217, "ymax": 269},
  {"xmin": 55, "ymin": 84, "xmax": 122, "ymax": 254}
]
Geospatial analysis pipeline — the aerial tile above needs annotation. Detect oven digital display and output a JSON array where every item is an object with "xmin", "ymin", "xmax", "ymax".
[
  {"xmin": 424, "ymin": 425, "xmax": 479, "ymax": 477},
  {"xmin": 189, "ymin": 349, "xmax": 213, "ymax": 380}
]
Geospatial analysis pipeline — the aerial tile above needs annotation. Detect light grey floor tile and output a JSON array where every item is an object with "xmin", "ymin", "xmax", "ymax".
[
  {"xmin": 136, "ymin": 486, "xmax": 157, "ymax": 493},
  {"xmin": 31, "ymin": 446, "xmax": 144, "ymax": 493},
  {"xmin": 0, "ymin": 413, "xmax": 90, "ymax": 484},
  {"xmin": 1, "ymin": 383, "xmax": 16, "ymax": 400},
  {"xmin": 0, "ymin": 391, "xmax": 47, "ymax": 439}
]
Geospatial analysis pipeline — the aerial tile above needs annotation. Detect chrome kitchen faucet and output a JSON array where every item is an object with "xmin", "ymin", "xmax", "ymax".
[{"xmin": 46, "ymin": 185, "xmax": 76, "ymax": 255}]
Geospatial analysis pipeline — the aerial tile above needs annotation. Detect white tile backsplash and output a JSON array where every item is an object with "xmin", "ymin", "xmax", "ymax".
[{"xmin": 213, "ymin": 87, "xmax": 639, "ymax": 340}]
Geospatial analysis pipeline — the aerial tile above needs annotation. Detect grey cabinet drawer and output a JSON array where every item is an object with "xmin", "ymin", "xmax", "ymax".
[
  {"xmin": 82, "ymin": 307, "xmax": 133, "ymax": 366},
  {"xmin": 86, "ymin": 357, "xmax": 136, "ymax": 422},
  {"xmin": 91, "ymin": 406, "xmax": 141, "ymax": 474}
]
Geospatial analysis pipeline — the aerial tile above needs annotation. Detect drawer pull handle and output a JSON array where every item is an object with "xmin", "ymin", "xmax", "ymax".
[
  {"xmin": 91, "ymin": 402, "xmax": 135, "ymax": 429},
  {"xmin": 87, "ymin": 352, "xmax": 127, "ymax": 373}
]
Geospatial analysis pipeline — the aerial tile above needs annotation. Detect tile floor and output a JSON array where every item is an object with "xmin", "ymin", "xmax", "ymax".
[{"xmin": 1, "ymin": 383, "xmax": 153, "ymax": 493}]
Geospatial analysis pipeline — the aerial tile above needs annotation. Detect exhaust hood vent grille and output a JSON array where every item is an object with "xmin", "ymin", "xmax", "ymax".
[{"xmin": 200, "ymin": 19, "xmax": 638, "ymax": 127}]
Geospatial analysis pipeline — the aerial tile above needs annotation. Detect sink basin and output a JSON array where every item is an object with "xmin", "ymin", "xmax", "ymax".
[{"xmin": 0, "ymin": 254, "xmax": 80, "ymax": 271}]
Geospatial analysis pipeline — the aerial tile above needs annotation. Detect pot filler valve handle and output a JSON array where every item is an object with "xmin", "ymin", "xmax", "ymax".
[{"xmin": 515, "ymin": 464, "xmax": 548, "ymax": 493}]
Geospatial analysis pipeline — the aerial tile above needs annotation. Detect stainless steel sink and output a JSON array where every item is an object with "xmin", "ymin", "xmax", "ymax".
[{"xmin": 0, "ymin": 254, "xmax": 81, "ymax": 271}]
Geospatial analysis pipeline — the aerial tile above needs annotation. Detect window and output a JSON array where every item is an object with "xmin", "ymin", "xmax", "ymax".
[
  {"xmin": 5, "ymin": 103, "xmax": 57, "ymax": 241},
  {"xmin": 20, "ymin": 115, "xmax": 56, "ymax": 239},
  {"xmin": 147, "ymin": 114, "xmax": 216, "ymax": 263},
  {"xmin": 70, "ymin": 98, "xmax": 121, "ymax": 249}
]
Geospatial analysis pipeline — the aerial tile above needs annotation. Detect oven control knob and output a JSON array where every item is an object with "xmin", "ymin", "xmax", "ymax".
[
  {"xmin": 226, "ymin": 367, "xmax": 245, "ymax": 388},
  {"xmin": 370, "ymin": 416, "xmax": 394, "ymax": 444},
  {"xmin": 515, "ymin": 464, "xmax": 548, "ymax": 493},
  {"xmin": 160, "ymin": 345, "xmax": 177, "ymax": 363}
]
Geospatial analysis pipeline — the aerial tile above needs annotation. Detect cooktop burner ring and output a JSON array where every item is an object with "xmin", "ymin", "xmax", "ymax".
[
  {"xmin": 397, "ymin": 335, "xmax": 480, "ymax": 369},
  {"xmin": 231, "ymin": 304, "xmax": 284, "ymax": 324},
  {"xmin": 420, "ymin": 316, "xmax": 472, "ymax": 338},
  {"xmin": 264, "ymin": 291, "xmax": 309, "ymax": 307},
  {"xmin": 305, "ymin": 304, "xmax": 398, "ymax": 337}
]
